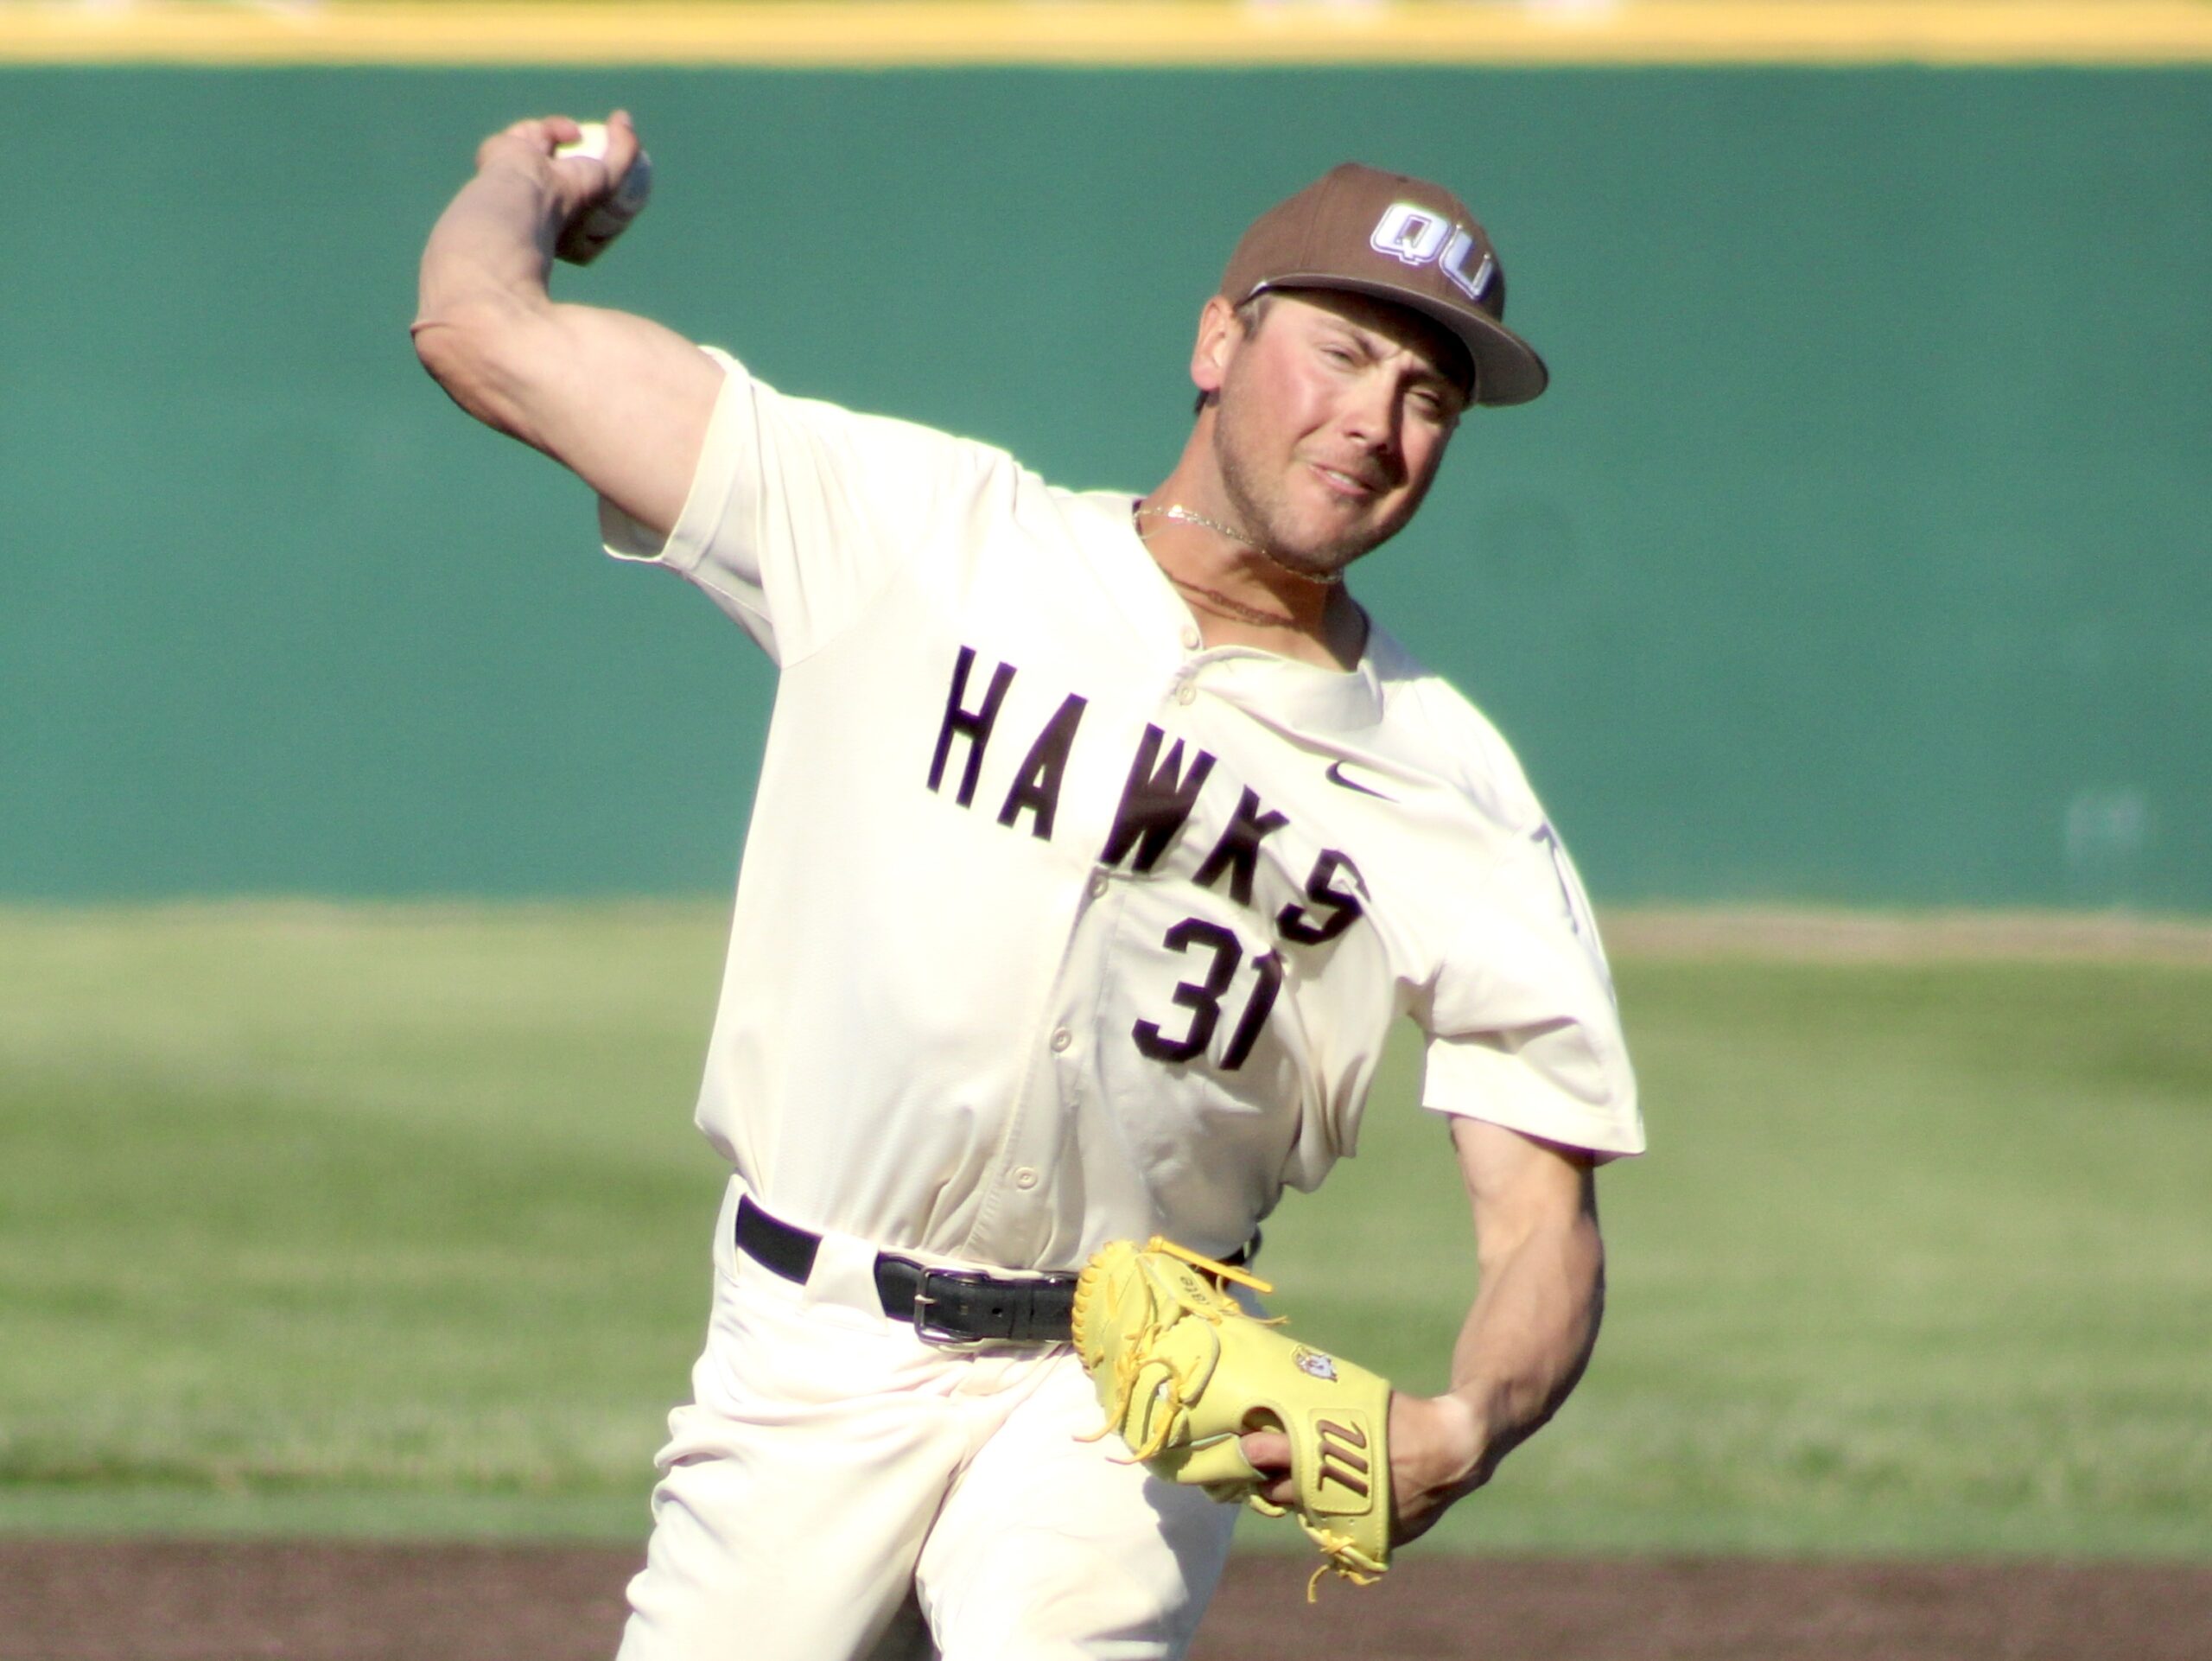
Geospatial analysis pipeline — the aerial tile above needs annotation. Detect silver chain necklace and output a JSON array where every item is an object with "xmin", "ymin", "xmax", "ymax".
[{"xmin": 1132, "ymin": 504, "xmax": 1345, "ymax": 589}]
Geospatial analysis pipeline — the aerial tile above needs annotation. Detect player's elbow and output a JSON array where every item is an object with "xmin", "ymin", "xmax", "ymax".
[
  {"xmin": 410, "ymin": 296, "xmax": 542, "ymax": 440},
  {"xmin": 411, "ymin": 300, "xmax": 500, "ymax": 417}
]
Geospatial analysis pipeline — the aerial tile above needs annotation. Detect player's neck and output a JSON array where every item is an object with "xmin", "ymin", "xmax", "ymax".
[{"xmin": 1133, "ymin": 487, "xmax": 1363, "ymax": 672}]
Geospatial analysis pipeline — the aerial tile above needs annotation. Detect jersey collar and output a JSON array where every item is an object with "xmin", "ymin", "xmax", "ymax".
[{"xmin": 1070, "ymin": 491, "xmax": 1389, "ymax": 735}]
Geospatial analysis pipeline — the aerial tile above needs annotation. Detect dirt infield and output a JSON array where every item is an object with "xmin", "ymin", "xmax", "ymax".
[{"xmin": 4, "ymin": 1540, "xmax": 2209, "ymax": 1660}]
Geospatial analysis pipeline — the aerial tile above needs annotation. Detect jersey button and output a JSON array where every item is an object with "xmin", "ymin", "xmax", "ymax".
[
  {"xmin": 1087, "ymin": 872, "xmax": 1109, "ymax": 900},
  {"xmin": 1050, "ymin": 1027, "xmax": 1073, "ymax": 1053},
  {"xmin": 1013, "ymin": 1167, "xmax": 1039, "ymax": 1190},
  {"xmin": 1179, "ymin": 625, "xmax": 1202, "ymax": 652},
  {"xmin": 1174, "ymin": 681, "xmax": 1198, "ymax": 706}
]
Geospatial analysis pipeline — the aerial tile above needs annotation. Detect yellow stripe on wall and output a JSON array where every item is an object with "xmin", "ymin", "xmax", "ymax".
[{"xmin": 4, "ymin": 1, "xmax": 2210, "ymax": 68}]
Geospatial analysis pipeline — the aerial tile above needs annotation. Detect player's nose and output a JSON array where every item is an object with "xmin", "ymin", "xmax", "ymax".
[
  {"xmin": 1336, "ymin": 385, "xmax": 1406, "ymax": 474},
  {"xmin": 1343, "ymin": 363, "xmax": 1405, "ymax": 432}
]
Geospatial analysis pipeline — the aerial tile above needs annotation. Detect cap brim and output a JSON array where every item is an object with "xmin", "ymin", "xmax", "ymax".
[{"xmin": 1250, "ymin": 275, "xmax": 1549, "ymax": 407}]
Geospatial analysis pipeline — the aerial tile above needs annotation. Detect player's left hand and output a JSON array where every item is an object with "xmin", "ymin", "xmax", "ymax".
[{"xmin": 1240, "ymin": 1390, "xmax": 1484, "ymax": 1545}]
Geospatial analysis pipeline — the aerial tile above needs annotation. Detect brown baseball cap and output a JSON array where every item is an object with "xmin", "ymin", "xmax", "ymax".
[{"xmin": 1220, "ymin": 162, "xmax": 1548, "ymax": 406}]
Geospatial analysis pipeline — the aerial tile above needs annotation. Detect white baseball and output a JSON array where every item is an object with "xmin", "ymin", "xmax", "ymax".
[{"xmin": 553, "ymin": 120, "xmax": 654, "ymax": 265}]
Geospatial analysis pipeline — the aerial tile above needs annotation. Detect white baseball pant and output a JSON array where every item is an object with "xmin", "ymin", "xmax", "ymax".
[{"xmin": 613, "ymin": 1183, "xmax": 1240, "ymax": 1661}]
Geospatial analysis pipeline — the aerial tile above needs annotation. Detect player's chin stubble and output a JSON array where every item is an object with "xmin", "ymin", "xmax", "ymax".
[
  {"xmin": 1211, "ymin": 421, "xmax": 1387, "ymax": 582},
  {"xmin": 1211, "ymin": 402, "xmax": 1433, "ymax": 583}
]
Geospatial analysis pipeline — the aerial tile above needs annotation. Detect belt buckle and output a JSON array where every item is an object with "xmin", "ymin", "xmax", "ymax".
[{"xmin": 911, "ymin": 1266, "xmax": 1004, "ymax": 1349}]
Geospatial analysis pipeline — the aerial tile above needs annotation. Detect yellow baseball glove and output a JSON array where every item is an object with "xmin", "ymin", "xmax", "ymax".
[{"xmin": 1071, "ymin": 1237, "xmax": 1392, "ymax": 1592}]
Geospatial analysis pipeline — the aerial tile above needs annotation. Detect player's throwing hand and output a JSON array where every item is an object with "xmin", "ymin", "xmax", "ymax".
[{"xmin": 474, "ymin": 111, "xmax": 649, "ymax": 264}]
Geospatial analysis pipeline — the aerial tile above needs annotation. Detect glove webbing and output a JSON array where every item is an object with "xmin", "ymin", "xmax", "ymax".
[{"xmin": 1083, "ymin": 1239, "xmax": 1275, "ymax": 1463}]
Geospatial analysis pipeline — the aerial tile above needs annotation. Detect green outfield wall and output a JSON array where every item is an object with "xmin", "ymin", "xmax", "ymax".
[{"xmin": 3, "ymin": 66, "xmax": 2205, "ymax": 907}]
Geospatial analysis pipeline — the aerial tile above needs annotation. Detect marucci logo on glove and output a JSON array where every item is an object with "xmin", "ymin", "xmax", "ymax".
[{"xmin": 1314, "ymin": 1419, "xmax": 1373, "ymax": 1500}]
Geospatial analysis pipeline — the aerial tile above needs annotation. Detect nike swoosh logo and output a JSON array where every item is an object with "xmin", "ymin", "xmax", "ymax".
[{"xmin": 1325, "ymin": 761, "xmax": 1395, "ymax": 802}]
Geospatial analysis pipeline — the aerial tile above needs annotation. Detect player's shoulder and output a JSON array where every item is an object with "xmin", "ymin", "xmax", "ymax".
[
  {"xmin": 703, "ymin": 349, "xmax": 1137, "ymax": 540},
  {"xmin": 709, "ymin": 345, "xmax": 1027, "ymax": 482},
  {"xmin": 1364, "ymin": 625, "xmax": 1548, "ymax": 837}
]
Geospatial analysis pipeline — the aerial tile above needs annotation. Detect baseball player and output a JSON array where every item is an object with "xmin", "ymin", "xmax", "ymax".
[{"xmin": 414, "ymin": 111, "xmax": 1642, "ymax": 1661}]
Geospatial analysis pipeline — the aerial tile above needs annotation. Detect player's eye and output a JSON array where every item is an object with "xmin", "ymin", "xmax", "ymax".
[{"xmin": 1409, "ymin": 382, "xmax": 1462, "ymax": 424}]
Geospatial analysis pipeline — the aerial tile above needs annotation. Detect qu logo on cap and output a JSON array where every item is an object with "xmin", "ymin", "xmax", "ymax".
[{"xmin": 1369, "ymin": 202, "xmax": 1497, "ymax": 305}]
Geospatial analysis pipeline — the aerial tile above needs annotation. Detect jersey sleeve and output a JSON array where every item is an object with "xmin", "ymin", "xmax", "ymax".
[
  {"xmin": 1417, "ymin": 825, "xmax": 1643, "ymax": 1161},
  {"xmin": 598, "ymin": 347, "xmax": 989, "ymax": 665}
]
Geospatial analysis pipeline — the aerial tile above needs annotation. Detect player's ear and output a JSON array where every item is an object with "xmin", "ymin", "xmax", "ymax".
[{"xmin": 1190, "ymin": 295, "xmax": 1240, "ymax": 406}]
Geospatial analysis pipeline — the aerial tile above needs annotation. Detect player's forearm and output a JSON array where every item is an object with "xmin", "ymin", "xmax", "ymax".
[
  {"xmin": 411, "ymin": 160, "xmax": 572, "ymax": 436},
  {"xmin": 416, "ymin": 158, "xmax": 563, "ymax": 333},
  {"xmin": 1444, "ymin": 1206, "xmax": 1605, "ymax": 1492}
]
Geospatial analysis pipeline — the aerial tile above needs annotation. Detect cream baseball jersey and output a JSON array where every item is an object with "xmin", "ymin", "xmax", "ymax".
[{"xmin": 602, "ymin": 350, "xmax": 1642, "ymax": 1270}]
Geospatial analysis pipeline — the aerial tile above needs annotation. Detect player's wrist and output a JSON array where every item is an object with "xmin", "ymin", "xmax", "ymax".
[{"xmin": 470, "ymin": 148, "xmax": 569, "ymax": 220}]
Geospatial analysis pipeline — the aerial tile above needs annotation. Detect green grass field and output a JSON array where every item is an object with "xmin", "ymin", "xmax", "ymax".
[{"xmin": 1, "ymin": 903, "xmax": 2206, "ymax": 1556}]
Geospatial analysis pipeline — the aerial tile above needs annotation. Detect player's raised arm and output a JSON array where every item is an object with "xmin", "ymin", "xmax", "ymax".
[{"xmin": 411, "ymin": 111, "xmax": 721, "ymax": 538}]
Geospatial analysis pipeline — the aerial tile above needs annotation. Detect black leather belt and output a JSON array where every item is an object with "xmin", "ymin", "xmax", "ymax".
[{"xmin": 734, "ymin": 1195, "xmax": 1077, "ymax": 1345}]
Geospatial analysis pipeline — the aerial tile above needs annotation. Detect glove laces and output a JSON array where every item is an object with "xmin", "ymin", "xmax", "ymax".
[{"xmin": 1076, "ymin": 1238, "xmax": 1278, "ymax": 1462}]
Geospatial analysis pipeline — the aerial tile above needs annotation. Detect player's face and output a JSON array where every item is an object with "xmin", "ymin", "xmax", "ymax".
[{"xmin": 1205, "ymin": 290, "xmax": 1468, "ymax": 580}]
